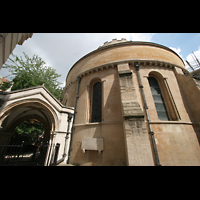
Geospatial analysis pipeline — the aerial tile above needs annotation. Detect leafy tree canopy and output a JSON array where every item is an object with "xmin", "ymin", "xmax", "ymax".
[
  {"xmin": 1, "ymin": 52, "xmax": 63, "ymax": 100},
  {"xmin": 12, "ymin": 119, "xmax": 45, "ymax": 145},
  {"xmin": 0, "ymin": 81, "xmax": 11, "ymax": 91}
]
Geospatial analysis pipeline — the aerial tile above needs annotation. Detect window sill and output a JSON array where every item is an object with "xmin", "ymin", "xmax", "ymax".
[
  {"xmin": 148, "ymin": 120, "xmax": 193, "ymax": 125},
  {"xmin": 74, "ymin": 121, "xmax": 122, "ymax": 127}
]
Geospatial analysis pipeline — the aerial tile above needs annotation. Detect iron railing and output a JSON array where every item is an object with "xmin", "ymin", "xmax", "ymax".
[{"xmin": 0, "ymin": 141, "xmax": 60, "ymax": 166}]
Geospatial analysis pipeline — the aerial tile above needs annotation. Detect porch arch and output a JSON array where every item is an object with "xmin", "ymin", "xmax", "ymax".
[{"xmin": 0, "ymin": 99, "xmax": 59, "ymax": 145}]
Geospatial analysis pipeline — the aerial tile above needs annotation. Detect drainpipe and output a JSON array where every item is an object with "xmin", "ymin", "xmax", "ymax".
[
  {"xmin": 63, "ymin": 113, "xmax": 73, "ymax": 158},
  {"xmin": 57, "ymin": 112, "xmax": 73, "ymax": 165},
  {"xmin": 67, "ymin": 76, "xmax": 81, "ymax": 164},
  {"xmin": 134, "ymin": 62, "xmax": 161, "ymax": 166}
]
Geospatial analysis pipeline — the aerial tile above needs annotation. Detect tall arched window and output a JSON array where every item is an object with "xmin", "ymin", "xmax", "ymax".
[
  {"xmin": 148, "ymin": 77, "xmax": 170, "ymax": 121},
  {"xmin": 91, "ymin": 81, "xmax": 102, "ymax": 122}
]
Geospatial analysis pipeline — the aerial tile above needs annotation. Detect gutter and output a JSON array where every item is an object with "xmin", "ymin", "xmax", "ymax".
[{"xmin": 134, "ymin": 62, "xmax": 161, "ymax": 166}]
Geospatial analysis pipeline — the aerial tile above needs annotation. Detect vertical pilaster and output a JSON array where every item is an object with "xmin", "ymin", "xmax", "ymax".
[{"xmin": 117, "ymin": 63, "xmax": 154, "ymax": 166}]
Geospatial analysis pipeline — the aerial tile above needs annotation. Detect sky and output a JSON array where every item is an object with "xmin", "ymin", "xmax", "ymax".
[{"xmin": 1, "ymin": 33, "xmax": 200, "ymax": 87}]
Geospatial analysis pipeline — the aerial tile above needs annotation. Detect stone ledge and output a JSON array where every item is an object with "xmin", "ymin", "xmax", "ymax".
[
  {"xmin": 118, "ymin": 69, "xmax": 132, "ymax": 76},
  {"xmin": 122, "ymin": 101, "xmax": 144, "ymax": 118},
  {"xmin": 149, "ymin": 120, "xmax": 193, "ymax": 125},
  {"xmin": 74, "ymin": 121, "xmax": 123, "ymax": 127}
]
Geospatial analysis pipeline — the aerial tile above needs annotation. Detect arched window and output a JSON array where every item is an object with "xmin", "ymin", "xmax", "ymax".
[
  {"xmin": 148, "ymin": 77, "xmax": 170, "ymax": 121},
  {"xmin": 91, "ymin": 81, "xmax": 102, "ymax": 122}
]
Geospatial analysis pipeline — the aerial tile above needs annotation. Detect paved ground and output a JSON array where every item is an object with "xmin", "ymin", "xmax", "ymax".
[{"xmin": 57, "ymin": 161, "xmax": 75, "ymax": 166}]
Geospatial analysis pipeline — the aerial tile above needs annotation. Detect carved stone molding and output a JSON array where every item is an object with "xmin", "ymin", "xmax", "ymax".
[{"xmin": 65, "ymin": 59, "xmax": 187, "ymax": 90}]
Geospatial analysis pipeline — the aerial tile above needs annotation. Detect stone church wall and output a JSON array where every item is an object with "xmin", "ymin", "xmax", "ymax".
[{"xmin": 63, "ymin": 40, "xmax": 200, "ymax": 166}]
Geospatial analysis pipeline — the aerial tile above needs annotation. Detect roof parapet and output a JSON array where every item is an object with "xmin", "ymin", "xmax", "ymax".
[{"xmin": 98, "ymin": 38, "xmax": 128, "ymax": 48}]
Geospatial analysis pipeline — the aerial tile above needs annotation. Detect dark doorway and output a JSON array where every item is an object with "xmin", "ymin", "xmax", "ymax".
[{"xmin": 0, "ymin": 119, "xmax": 48, "ymax": 166}]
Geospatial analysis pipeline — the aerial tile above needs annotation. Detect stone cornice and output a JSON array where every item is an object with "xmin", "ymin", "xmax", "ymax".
[{"xmin": 64, "ymin": 59, "xmax": 189, "ymax": 90}]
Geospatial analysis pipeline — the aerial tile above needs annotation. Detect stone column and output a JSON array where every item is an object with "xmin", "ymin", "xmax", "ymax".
[
  {"xmin": 117, "ymin": 63, "xmax": 154, "ymax": 166},
  {"xmin": 44, "ymin": 131, "xmax": 57, "ymax": 166}
]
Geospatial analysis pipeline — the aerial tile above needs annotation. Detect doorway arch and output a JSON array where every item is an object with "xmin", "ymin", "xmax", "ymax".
[
  {"xmin": 0, "ymin": 99, "xmax": 58, "ymax": 144},
  {"xmin": 0, "ymin": 86, "xmax": 74, "ymax": 165},
  {"xmin": 0, "ymin": 99, "xmax": 59, "ymax": 165}
]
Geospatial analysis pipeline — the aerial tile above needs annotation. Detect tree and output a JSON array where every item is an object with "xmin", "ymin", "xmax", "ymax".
[
  {"xmin": 2, "ymin": 52, "xmax": 63, "ymax": 143},
  {"xmin": 2, "ymin": 52, "xmax": 63, "ymax": 100},
  {"xmin": 12, "ymin": 119, "xmax": 45, "ymax": 145},
  {"xmin": 0, "ymin": 81, "xmax": 11, "ymax": 91}
]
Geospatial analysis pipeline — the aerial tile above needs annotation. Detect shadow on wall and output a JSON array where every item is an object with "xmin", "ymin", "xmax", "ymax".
[
  {"xmin": 175, "ymin": 72, "xmax": 200, "ymax": 144},
  {"xmin": 71, "ymin": 68, "xmax": 126, "ymax": 166},
  {"xmin": 70, "ymin": 124, "xmax": 102, "ymax": 166}
]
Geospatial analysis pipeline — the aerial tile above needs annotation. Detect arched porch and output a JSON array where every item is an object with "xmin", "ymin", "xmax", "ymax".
[{"xmin": 0, "ymin": 85, "xmax": 74, "ymax": 165}]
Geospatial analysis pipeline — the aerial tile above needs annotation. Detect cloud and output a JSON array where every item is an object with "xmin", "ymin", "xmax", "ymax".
[
  {"xmin": 169, "ymin": 47, "xmax": 183, "ymax": 60},
  {"xmin": 0, "ymin": 33, "xmax": 156, "ymax": 85},
  {"xmin": 168, "ymin": 46, "xmax": 200, "ymax": 71},
  {"xmin": 168, "ymin": 46, "xmax": 198, "ymax": 71},
  {"xmin": 98, "ymin": 33, "xmax": 155, "ymax": 42},
  {"xmin": 186, "ymin": 46, "xmax": 200, "ymax": 62},
  {"xmin": 185, "ymin": 46, "xmax": 200, "ymax": 71},
  {"xmin": 129, "ymin": 33, "xmax": 155, "ymax": 41}
]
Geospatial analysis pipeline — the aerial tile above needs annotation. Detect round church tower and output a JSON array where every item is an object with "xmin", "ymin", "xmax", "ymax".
[{"xmin": 63, "ymin": 39, "xmax": 200, "ymax": 166}]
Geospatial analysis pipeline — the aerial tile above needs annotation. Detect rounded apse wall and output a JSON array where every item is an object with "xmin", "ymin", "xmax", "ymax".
[
  {"xmin": 65, "ymin": 40, "xmax": 185, "ymax": 85},
  {"xmin": 62, "ymin": 39, "xmax": 200, "ymax": 166}
]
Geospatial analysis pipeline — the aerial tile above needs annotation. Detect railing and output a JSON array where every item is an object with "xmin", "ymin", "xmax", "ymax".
[
  {"xmin": 0, "ymin": 141, "xmax": 60, "ymax": 166},
  {"xmin": 0, "ymin": 141, "xmax": 24, "ymax": 166}
]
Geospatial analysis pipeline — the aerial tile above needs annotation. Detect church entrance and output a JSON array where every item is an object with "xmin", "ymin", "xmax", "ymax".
[
  {"xmin": 0, "ymin": 86, "xmax": 74, "ymax": 166},
  {"xmin": 0, "ymin": 118, "xmax": 48, "ymax": 166},
  {"xmin": 0, "ymin": 99, "xmax": 58, "ymax": 166}
]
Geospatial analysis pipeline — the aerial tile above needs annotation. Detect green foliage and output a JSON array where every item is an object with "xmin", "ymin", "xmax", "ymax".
[
  {"xmin": 0, "ymin": 81, "xmax": 11, "ymax": 91},
  {"xmin": 3, "ymin": 52, "xmax": 63, "ymax": 142},
  {"xmin": 3, "ymin": 52, "xmax": 63, "ymax": 100},
  {"xmin": 13, "ymin": 119, "xmax": 45, "ymax": 144}
]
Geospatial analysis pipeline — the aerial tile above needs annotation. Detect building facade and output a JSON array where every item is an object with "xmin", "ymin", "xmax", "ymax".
[
  {"xmin": 0, "ymin": 85, "xmax": 74, "ymax": 165},
  {"xmin": 63, "ymin": 39, "xmax": 200, "ymax": 166}
]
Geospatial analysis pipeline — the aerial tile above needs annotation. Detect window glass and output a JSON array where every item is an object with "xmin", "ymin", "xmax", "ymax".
[
  {"xmin": 148, "ymin": 77, "xmax": 170, "ymax": 121},
  {"xmin": 91, "ymin": 82, "xmax": 102, "ymax": 122}
]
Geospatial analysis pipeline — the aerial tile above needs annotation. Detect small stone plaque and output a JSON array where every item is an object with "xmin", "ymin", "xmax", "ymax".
[{"xmin": 81, "ymin": 138, "xmax": 103, "ymax": 153}]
